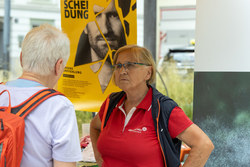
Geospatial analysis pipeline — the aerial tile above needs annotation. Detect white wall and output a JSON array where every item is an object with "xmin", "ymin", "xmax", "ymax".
[
  {"xmin": 158, "ymin": 0, "xmax": 195, "ymax": 7},
  {"xmin": 195, "ymin": 0, "xmax": 250, "ymax": 71},
  {"xmin": 137, "ymin": 0, "xmax": 144, "ymax": 46}
]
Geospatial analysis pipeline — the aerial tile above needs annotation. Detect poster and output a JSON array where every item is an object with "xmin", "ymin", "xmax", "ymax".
[{"xmin": 58, "ymin": 0, "xmax": 137, "ymax": 112}]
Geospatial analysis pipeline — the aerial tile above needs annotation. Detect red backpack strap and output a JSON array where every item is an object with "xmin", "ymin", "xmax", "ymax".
[
  {"xmin": 101, "ymin": 95, "xmax": 111, "ymax": 132},
  {"xmin": 0, "ymin": 89, "xmax": 11, "ymax": 113},
  {"xmin": 100, "ymin": 91, "xmax": 125, "ymax": 131},
  {"xmin": 11, "ymin": 88, "xmax": 63, "ymax": 118}
]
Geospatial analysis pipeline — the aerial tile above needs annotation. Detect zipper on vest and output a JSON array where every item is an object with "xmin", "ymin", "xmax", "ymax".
[
  {"xmin": 156, "ymin": 100, "xmax": 168, "ymax": 167},
  {"xmin": 0, "ymin": 119, "xmax": 3, "ymax": 131}
]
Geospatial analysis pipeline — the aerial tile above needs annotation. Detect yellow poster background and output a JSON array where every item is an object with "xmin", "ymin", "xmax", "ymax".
[{"xmin": 58, "ymin": 0, "xmax": 137, "ymax": 112}]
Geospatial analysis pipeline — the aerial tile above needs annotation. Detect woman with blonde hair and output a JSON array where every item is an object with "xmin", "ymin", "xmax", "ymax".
[{"xmin": 90, "ymin": 44, "xmax": 214, "ymax": 167}]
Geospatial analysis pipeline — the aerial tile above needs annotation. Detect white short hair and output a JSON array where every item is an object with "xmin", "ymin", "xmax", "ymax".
[{"xmin": 21, "ymin": 24, "xmax": 70, "ymax": 76}]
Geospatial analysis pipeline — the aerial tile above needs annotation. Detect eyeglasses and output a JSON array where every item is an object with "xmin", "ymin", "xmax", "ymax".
[{"xmin": 112, "ymin": 62, "xmax": 150, "ymax": 71}]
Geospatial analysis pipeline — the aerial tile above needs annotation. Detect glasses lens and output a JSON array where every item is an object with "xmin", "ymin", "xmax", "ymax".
[
  {"xmin": 114, "ymin": 62, "xmax": 143, "ymax": 71},
  {"xmin": 113, "ymin": 63, "xmax": 122, "ymax": 70},
  {"xmin": 125, "ymin": 62, "xmax": 135, "ymax": 70},
  {"xmin": 117, "ymin": 64, "xmax": 123, "ymax": 69}
]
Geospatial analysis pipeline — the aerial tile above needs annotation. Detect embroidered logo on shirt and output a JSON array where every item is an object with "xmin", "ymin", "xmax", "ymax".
[{"xmin": 128, "ymin": 127, "xmax": 147, "ymax": 133}]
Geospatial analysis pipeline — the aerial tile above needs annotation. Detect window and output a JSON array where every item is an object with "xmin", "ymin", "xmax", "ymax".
[{"xmin": 30, "ymin": 19, "xmax": 54, "ymax": 28}]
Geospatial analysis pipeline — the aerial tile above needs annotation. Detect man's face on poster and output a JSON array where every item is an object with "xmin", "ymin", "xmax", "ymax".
[{"xmin": 85, "ymin": 0, "xmax": 126, "ymax": 60}]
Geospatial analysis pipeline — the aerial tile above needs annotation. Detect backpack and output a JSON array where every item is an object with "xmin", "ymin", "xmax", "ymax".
[{"xmin": 0, "ymin": 88, "xmax": 62, "ymax": 167}]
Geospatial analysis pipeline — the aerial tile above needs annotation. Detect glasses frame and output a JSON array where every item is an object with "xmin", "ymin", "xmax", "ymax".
[{"xmin": 112, "ymin": 62, "xmax": 150, "ymax": 71}]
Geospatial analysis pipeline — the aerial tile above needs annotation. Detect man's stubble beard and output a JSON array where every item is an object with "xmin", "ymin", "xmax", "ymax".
[
  {"xmin": 91, "ymin": 30, "xmax": 127, "ymax": 62},
  {"xmin": 92, "ymin": 42, "xmax": 109, "ymax": 60}
]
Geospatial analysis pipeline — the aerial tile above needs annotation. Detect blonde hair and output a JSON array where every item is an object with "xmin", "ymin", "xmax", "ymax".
[{"xmin": 113, "ymin": 44, "xmax": 156, "ymax": 84}]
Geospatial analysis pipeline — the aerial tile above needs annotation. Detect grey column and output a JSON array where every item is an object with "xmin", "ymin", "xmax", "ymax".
[
  {"xmin": 3, "ymin": 0, "xmax": 11, "ymax": 80},
  {"xmin": 143, "ymin": 0, "xmax": 156, "ymax": 62}
]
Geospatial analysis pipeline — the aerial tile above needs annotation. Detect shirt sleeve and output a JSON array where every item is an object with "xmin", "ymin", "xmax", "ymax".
[
  {"xmin": 168, "ymin": 106, "xmax": 193, "ymax": 138},
  {"xmin": 50, "ymin": 97, "xmax": 82, "ymax": 162},
  {"xmin": 98, "ymin": 98, "xmax": 108, "ymax": 121}
]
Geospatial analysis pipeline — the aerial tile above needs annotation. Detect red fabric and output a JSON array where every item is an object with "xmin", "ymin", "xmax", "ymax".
[
  {"xmin": 168, "ymin": 107, "xmax": 193, "ymax": 138},
  {"xmin": 98, "ymin": 88, "xmax": 192, "ymax": 167},
  {"xmin": 80, "ymin": 135, "xmax": 91, "ymax": 148},
  {"xmin": 98, "ymin": 88, "xmax": 164, "ymax": 167},
  {"xmin": 98, "ymin": 98, "xmax": 108, "ymax": 122},
  {"xmin": 0, "ymin": 111, "xmax": 25, "ymax": 167}
]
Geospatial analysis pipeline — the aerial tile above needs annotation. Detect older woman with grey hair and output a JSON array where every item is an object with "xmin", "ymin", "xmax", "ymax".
[
  {"xmin": 90, "ymin": 44, "xmax": 214, "ymax": 167},
  {"xmin": 0, "ymin": 24, "xmax": 82, "ymax": 167}
]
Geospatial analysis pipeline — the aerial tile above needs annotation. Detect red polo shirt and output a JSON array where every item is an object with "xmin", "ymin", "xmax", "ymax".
[{"xmin": 97, "ymin": 88, "xmax": 192, "ymax": 167}]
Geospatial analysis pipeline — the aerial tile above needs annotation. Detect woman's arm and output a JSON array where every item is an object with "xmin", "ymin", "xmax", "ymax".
[
  {"xmin": 177, "ymin": 124, "xmax": 214, "ymax": 167},
  {"xmin": 90, "ymin": 113, "xmax": 103, "ymax": 167},
  {"xmin": 54, "ymin": 160, "xmax": 76, "ymax": 167}
]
